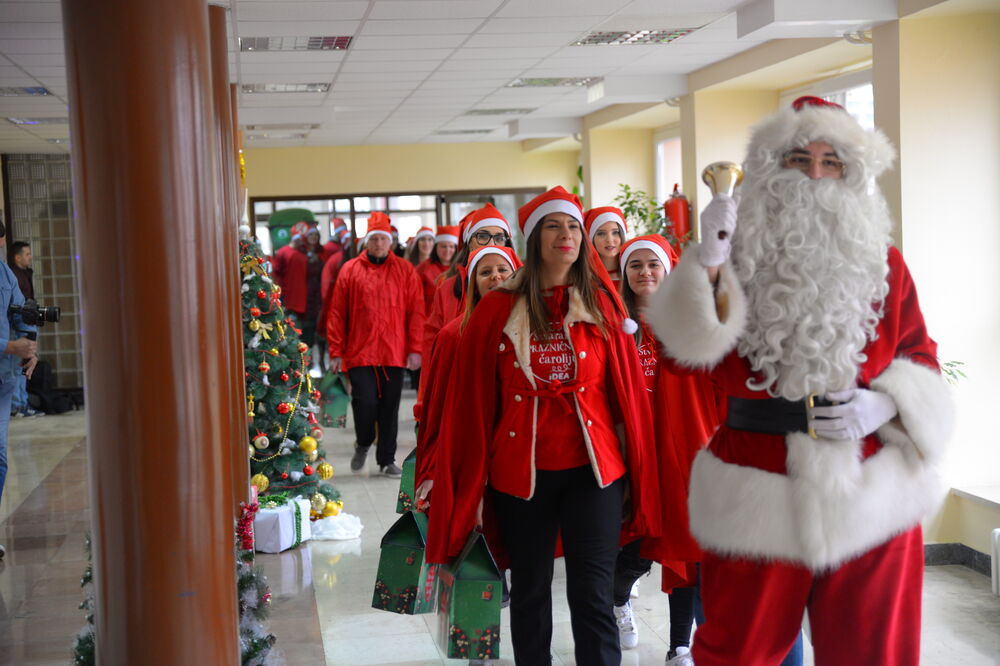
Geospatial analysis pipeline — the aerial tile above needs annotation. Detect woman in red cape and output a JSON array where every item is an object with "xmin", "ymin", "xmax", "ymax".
[{"xmin": 426, "ymin": 187, "xmax": 660, "ymax": 666}]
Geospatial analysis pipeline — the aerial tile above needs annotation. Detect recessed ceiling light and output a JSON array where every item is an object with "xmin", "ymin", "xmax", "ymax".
[
  {"xmin": 239, "ymin": 36, "xmax": 352, "ymax": 52},
  {"xmin": 507, "ymin": 77, "xmax": 602, "ymax": 88},
  {"xmin": 246, "ymin": 132, "xmax": 309, "ymax": 140},
  {"xmin": 464, "ymin": 108, "xmax": 537, "ymax": 116},
  {"xmin": 434, "ymin": 129, "xmax": 494, "ymax": 135},
  {"xmin": 0, "ymin": 86, "xmax": 51, "ymax": 97},
  {"xmin": 46, "ymin": 138, "xmax": 69, "ymax": 144},
  {"xmin": 7, "ymin": 116, "xmax": 69, "ymax": 125},
  {"xmin": 572, "ymin": 29, "xmax": 699, "ymax": 46},
  {"xmin": 244, "ymin": 123, "xmax": 320, "ymax": 131},
  {"xmin": 241, "ymin": 83, "xmax": 330, "ymax": 94}
]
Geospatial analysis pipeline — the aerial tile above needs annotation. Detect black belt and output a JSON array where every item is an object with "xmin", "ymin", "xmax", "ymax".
[{"xmin": 725, "ymin": 395, "xmax": 834, "ymax": 437}]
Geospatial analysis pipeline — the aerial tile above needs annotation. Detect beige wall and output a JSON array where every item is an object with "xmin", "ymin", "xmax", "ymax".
[
  {"xmin": 244, "ymin": 141, "xmax": 580, "ymax": 197},
  {"xmin": 582, "ymin": 128, "xmax": 655, "ymax": 210},
  {"xmin": 925, "ymin": 493, "xmax": 1000, "ymax": 556}
]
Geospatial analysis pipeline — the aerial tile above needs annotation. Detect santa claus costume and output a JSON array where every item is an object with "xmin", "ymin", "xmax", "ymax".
[
  {"xmin": 584, "ymin": 206, "xmax": 628, "ymax": 288},
  {"xmin": 414, "ymin": 225, "xmax": 459, "ymax": 313},
  {"xmin": 426, "ymin": 187, "xmax": 660, "ymax": 666},
  {"xmin": 647, "ymin": 97, "xmax": 953, "ymax": 666}
]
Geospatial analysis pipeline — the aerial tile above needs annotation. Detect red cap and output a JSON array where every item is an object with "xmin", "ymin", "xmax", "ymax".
[
  {"xmin": 619, "ymin": 234, "xmax": 677, "ymax": 275},
  {"xmin": 412, "ymin": 226, "xmax": 435, "ymax": 241},
  {"xmin": 435, "ymin": 226, "xmax": 460, "ymax": 244},
  {"xmin": 463, "ymin": 203, "xmax": 511, "ymax": 243},
  {"xmin": 290, "ymin": 221, "xmax": 311, "ymax": 241},
  {"xmin": 365, "ymin": 212, "xmax": 393, "ymax": 244},
  {"xmin": 466, "ymin": 245, "xmax": 522, "ymax": 283},
  {"xmin": 584, "ymin": 206, "xmax": 627, "ymax": 242},
  {"xmin": 518, "ymin": 186, "xmax": 583, "ymax": 238},
  {"xmin": 791, "ymin": 95, "xmax": 845, "ymax": 112}
]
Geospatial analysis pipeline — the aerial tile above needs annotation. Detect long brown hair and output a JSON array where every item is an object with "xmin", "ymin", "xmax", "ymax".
[
  {"xmin": 405, "ymin": 236, "xmax": 432, "ymax": 266},
  {"xmin": 620, "ymin": 273, "xmax": 643, "ymax": 345},
  {"xmin": 511, "ymin": 224, "xmax": 606, "ymax": 338}
]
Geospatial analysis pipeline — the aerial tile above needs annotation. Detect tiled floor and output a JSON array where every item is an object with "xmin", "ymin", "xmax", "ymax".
[{"xmin": 2, "ymin": 396, "xmax": 999, "ymax": 665}]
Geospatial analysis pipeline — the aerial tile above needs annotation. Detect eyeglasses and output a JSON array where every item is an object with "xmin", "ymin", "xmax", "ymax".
[
  {"xmin": 471, "ymin": 231, "xmax": 508, "ymax": 245},
  {"xmin": 783, "ymin": 151, "xmax": 845, "ymax": 176}
]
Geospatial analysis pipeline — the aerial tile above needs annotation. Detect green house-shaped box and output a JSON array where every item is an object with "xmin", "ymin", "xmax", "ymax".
[
  {"xmin": 395, "ymin": 448, "xmax": 417, "ymax": 513},
  {"xmin": 437, "ymin": 532, "xmax": 502, "ymax": 660},
  {"xmin": 372, "ymin": 510, "xmax": 438, "ymax": 615}
]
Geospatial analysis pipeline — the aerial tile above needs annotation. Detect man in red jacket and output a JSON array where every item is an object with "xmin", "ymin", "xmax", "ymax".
[
  {"xmin": 648, "ymin": 97, "xmax": 953, "ymax": 665},
  {"xmin": 327, "ymin": 212, "xmax": 425, "ymax": 477}
]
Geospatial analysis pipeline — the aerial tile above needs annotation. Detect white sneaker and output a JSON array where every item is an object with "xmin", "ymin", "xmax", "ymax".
[
  {"xmin": 630, "ymin": 578, "xmax": 640, "ymax": 598},
  {"xmin": 614, "ymin": 601, "xmax": 639, "ymax": 649},
  {"xmin": 665, "ymin": 646, "xmax": 694, "ymax": 666}
]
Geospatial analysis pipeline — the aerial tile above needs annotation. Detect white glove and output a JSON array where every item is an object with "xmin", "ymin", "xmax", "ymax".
[
  {"xmin": 808, "ymin": 388, "xmax": 898, "ymax": 441},
  {"xmin": 698, "ymin": 193, "xmax": 739, "ymax": 267}
]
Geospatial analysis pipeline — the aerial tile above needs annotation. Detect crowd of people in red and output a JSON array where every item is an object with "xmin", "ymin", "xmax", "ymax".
[{"xmin": 268, "ymin": 97, "xmax": 951, "ymax": 666}]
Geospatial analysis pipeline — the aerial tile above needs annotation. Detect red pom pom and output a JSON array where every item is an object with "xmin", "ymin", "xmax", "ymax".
[{"xmin": 303, "ymin": 465, "xmax": 314, "ymax": 476}]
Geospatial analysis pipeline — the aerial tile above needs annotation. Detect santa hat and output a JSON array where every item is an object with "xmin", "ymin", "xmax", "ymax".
[
  {"xmin": 463, "ymin": 203, "xmax": 511, "ymax": 243},
  {"xmin": 305, "ymin": 225, "xmax": 320, "ymax": 238},
  {"xmin": 390, "ymin": 223, "xmax": 399, "ymax": 236},
  {"xmin": 435, "ymin": 225, "xmax": 460, "ymax": 245},
  {"xmin": 466, "ymin": 245, "xmax": 522, "ymax": 283},
  {"xmin": 331, "ymin": 217, "xmax": 347, "ymax": 233},
  {"xmin": 745, "ymin": 95, "xmax": 896, "ymax": 182},
  {"xmin": 335, "ymin": 227, "xmax": 351, "ymax": 244},
  {"xmin": 364, "ymin": 212, "xmax": 393, "ymax": 245},
  {"xmin": 290, "ymin": 221, "xmax": 311, "ymax": 243},
  {"xmin": 619, "ymin": 234, "xmax": 677, "ymax": 276},
  {"xmin": 412, "ymin": 226, "xmax": 435, "ymax": 242},
  {"xmin": 584, "ymin": 207, "xmax": 628, "ymax": 243},
  {"xmin": 517, "ymin": 186, "xmax": 583, "ymax": 239}
]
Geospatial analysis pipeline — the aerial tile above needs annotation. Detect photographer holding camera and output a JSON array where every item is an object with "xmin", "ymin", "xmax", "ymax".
[{"xmin": 0, "ymin": 222, "xmax": 37, "ymax": 559}]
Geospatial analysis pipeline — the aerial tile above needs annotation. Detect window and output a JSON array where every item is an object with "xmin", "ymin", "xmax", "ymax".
[
  {"xmin": 824, "ymin": 83, "xmax": 874, "ymax": 130},
  {"xmin": 655, "ymin": 136, "xmax": 683, "ymax": 205}
]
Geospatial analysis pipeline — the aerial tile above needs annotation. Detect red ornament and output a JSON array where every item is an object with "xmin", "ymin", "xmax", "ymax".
[
  {"xmin": 312, "ymin": 389, "xmax": 321, "ymax": 401},
  {"xmin": 258, "ymin": 361, "xmax": 270, "ymax": 373},
  {"xmin": 276, "ymin": 402, "xmax": 291, "ymax": 415},
  {"xmin": 280, "ymin": 372, "xmax": 289, "ymax": 382},
  {"xmin": 280, "ymin": 472, "xmax": 289, "ymax": 480},
  {"xmin": 249, "ymin": 307, "xmax": 261, "ymax": 317},
  {"xmin": 311, "ymin": 427, "xmax": 324, "ymax": 441},
  {"xmin": 244, "ymin": 371, "xmax": 249, "ymax": 378},
  {"xmin": 303, "ymin": 465, "xmax": 314, "ymax": 476},
  {"xmin": 257, "ymin": 289, "xmax": 267, "ymax": 299},
  {"xmin": 257, "ymin": 257, "xmax": 265, "ymax": 265},
  {"xmin": 293, "ymin": 370, "xmax": 302, "ymax": 379},
  {"xmin": 307, "ymin": 412, "xmax": 319, "ymax": 426},
  {"xmin": 297, "ymin": 342, "xmax": 309, "ymax": 354}
]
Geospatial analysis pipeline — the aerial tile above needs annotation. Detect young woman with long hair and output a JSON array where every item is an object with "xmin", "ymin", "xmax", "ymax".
[
  {"xmin": 405, "ymin": 226, "xmax": 435, "ymax": 267},
  {"xmin": 426, "ymin": 187, "xmax": 661, "ymax": 666},
  {"xmin": 584, "ymin": 206, "xmax": 628, "ymax": 287},
  {"xmin": 414, "ymin": 226, "xmax": 458, "ymax": 313}
]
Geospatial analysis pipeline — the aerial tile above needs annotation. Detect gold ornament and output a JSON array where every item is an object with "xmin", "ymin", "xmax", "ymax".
[
  {"xmin": 317, "ymin": 462, "xmax": 334, "ymax": 480},
  {"xmin": 247, "ymin": 393, "xmax": 256, "ymax": 419},
  {"xmin": 311, "ymin": 493, "xmax": 328, "ymax": 513},
  {"xmin": 248, "ymin": 445, "xmax": 254, "ymax": 458},
  {"xmin": 251, "ymin": 473, "xmax": 270, "ymax": 493},
  {"xmin": 304, "ymin": 449, "xmax": 318, "ymax": 463},
  {"xmin": 298, "ymin": 436, "xmax": 318, "ymax": 454},
  {"xmin": 253, "ymin": 434, "xmax": 270, "ymax": 450},
  {"xmin": 323, "ymin": 501, "xmax": 340, "ymax": 517},
  {"xmin": 249, "ymin": 319, "xmax": 261, "ymax": 332}
]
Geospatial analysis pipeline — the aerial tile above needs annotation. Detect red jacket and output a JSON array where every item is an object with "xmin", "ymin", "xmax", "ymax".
[
  {"xmin": 326, "ymin": 251, "xmax": 425, "ymax": 371},
  {"xmin": 271, "ymin": 244, "xmax": 307, "ymax": 313},
  {"xmin": 316, "ymin": 248, "xmax": 345, "ymax": 335},
  {"xmin": 425, "ymin": 276, "xmax": 661, "ymax": 564},
  {"xmin": 414, "ymin": 314, "xmax": 461, "ymax": 489},
  {"xmin": 415, "ymin": 258, "xmax": 448, "ymax": 313},
  {"xmin": 423, "ymin": 270, "xmax": 465, "ymax": 356}
]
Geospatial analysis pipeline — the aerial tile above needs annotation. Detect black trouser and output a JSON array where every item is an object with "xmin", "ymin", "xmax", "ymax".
[
  {"xmin": 612, "ymin": 538, "xmax": 653, "ymax": 606},
  {"xmin": 491, "ymin": 466, "xmax": 624, "ymax": 666},
  {"xmin": 347, "ymin": 366, "xmax": 404, "ymax": 467}
]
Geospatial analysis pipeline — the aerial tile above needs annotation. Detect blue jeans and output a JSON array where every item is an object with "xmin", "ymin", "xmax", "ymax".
[
  {"xmin": 10, "ymin": 373, "xmax": 26, "ymax": 411},
  {"xmin": 0, "ymin": 378, "xmax": 15, "ymax": 506}
]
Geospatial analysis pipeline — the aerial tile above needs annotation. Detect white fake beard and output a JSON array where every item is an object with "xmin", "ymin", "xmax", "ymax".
[{"xmin": 731, "ymin": 169, "xmax": 892, "ymax": 401}]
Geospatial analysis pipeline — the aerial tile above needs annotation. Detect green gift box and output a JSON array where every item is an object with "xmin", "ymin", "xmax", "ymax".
[
  {"xmin": 316, "ymin": 372, "xmax": 350, "ymax": 429},
  {"xmin": 395, "ymin": 448, "xmax": 417, "ymax": 513},
  {"xmin": 436, "ymin": 531, "xmax": 502, "ymax": 660},
  {"xmin": 372, "ymin": 510, "xmax": 439, "ymax": 615}
]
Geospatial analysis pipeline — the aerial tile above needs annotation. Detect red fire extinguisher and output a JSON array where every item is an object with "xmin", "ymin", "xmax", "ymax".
[{"xmin": 664, "ymin": 183, "xmax": 691, "ymax": 255}]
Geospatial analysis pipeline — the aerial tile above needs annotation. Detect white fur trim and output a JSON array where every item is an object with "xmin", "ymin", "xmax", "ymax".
[
  {"xmin": 588, "ymin": 211, "xmax": 626, "ymax": 242},
  {"xmin": 688, "ymin": 438, "xmax": 944, "ymax": 571},
  {"xmin": 414, "ymin": 228, "xmax": 435, "ymax": 241},
  {"xmin": 466, "ymin": 247, "xmax": 514, "ymax": 284},
  {"xmin": 619, "ymin": 240, "xmax": 672, "ymax": 276},
  {"xmin": 870, "ymin": 358, "xmax": 954, "ymax": 465},
  {"xmin": 464, "ymin": 218, "xmax": 511, "ymax": 242},
  {"xmin": 364, "ymin": 229, "xmax": 392, "ymax": 245},
  {"xmin": 644, "ymin": 245, "xmax": 746, "ymax": 368},
  {"xmin": 522, "ymin": 200, "xmax": 583, "ymax": 239},
  {"xmin": 434, "ymin": 233, "xmax": 459, "ymax": 244}
]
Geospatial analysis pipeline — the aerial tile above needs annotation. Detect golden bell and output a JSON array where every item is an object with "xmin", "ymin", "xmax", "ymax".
[
  {"xmin": 251, "ymin": 473, "xmax": 269, "ymax": 493},
  {"xmin": 702, "ymin": 161, "xmax": 744, "ymax": 197}
]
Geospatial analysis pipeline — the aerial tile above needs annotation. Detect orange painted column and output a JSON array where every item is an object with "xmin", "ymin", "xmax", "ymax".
[
  {"xmin": 61, "ymin": 0, "xmax": 240, "ymax": 662},
  {"xmin": 209, "ymin": 4, "xmax": 250, "ymax": 513}
]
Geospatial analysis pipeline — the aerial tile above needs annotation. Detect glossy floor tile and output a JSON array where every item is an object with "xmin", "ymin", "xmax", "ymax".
[{"xmin": 1, "ymin": 396, "xmax": 999, "ymax": 665}]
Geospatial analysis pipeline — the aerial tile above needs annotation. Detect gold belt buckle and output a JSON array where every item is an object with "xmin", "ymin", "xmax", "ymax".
[{"xmin": 806, "ymin": 392, "xmax": 818, "ymax": 439}]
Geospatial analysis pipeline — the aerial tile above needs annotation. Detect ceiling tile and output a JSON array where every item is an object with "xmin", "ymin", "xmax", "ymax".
[
  {"xmin": 6, "ymin": 53, "xmax": 69, "ymax": 68},
  {"xmin": 236, "ymin": 2, "xmax": 369, "ymax": 21},
  {"xmin": 239, "ymin": 51, "xmax": 347, "ymax": 65},
  {"xmin": 478, "ymin": 16, "xmax": 604, "ymax": 34},
  {"xmin": 336, "ymin": 71, "xmax": 423, "ymax": 83},
  {"xmin": 345, "ymin": 48, "xmax": 453, "ymax": 62},
  {"xmin": 0, "ymin": 23, "xmax": 64, "ymax": 40},
  {"xmin": 424, "ymin": 71, "xmax": 509, "ymax": 82},
  {"xmin": 438, "ymin": 58, "xmax": 539, "ymax": 72},
  {"xmin": 241, "ymin": 62, "xmax": 342, "ymax": 75},
  {"xmin": 495, "ymin": 0, "xmax": 632, "ymax": 18},
  {"xmin": 0, "ymin": 3, "xmax": 62, "ymax": 22},
  {"xmin": 449, "ymin": 46, "xmax": 558, "ymax": 60},
  {"xmin": 351, "ymin": 34, "xmax": 466, "ymax": 50},
  {"xmin": 0, "ymin": 39, "xmax": 63, "ymax": 55},
  {"xmin": 339, "ymin": 60, "xmax": 440, "ymax": 73},
  {"xmin": 237, "ymin": 21, "xmax": 361, "ymax": 37},
  {"xmin": 331, "ymin": 80, "xmax": 420, "ymax": 91},
  {"xmin": 360, "ymin": 19, "xmax": 485, "ymax": 36},
  {"xmin": 368, "ymin": 1, "xmax": 503, "ymax": 20},
  {"xmin": 462, "ymin": 33, "xmax": 581, "ymax": 48}
]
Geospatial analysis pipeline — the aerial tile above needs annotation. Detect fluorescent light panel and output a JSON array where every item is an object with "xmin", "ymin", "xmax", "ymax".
[
  {"xmin": 244, "ymin": 123, "xmax": 321, "ymax": 131},
  {"xmin": 464, "ymin": 108, "xmax": 536, "ymax": 116},
  {"xmin": 0, "ymin": 87, "xmax": 51, "ymax": 97},
  {"xmin": 7, "ymin": 116, "xmax": 69, "ymax": 125},
  {"xmin": 241, "ymin": 83, "xmax": 331, "ymax": 94},
  {"xmin": 572, "ymin": 29, "xmax": 699, "ymax": 46},
  {"xmin": 434, "ymin": 129, "xmax": 494, "ymax": 135},
  {"xmin": 507, "ymin": 77, "xmax": 602, "ymax": 88},
  {"xmin": 240, "ymin": 36, "xmax": 353, "ymax": 52}
]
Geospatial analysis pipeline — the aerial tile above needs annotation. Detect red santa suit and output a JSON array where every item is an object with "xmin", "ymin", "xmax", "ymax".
[
  {"xmin": 647, "ymin": 99, "xmax": 954, "ymax": 666},
  {"xmin": 585, "ymin": 206, "xmax": 627, "ymax": 289},
  {"xmin": 414, "ymin": 226, "xmax": 458, "ymax": 314}
]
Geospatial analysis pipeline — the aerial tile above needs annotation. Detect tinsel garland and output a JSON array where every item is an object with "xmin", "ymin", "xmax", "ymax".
[{"xmin": 291, "ymin": 499, "xmax": 303, "ymax": 549}]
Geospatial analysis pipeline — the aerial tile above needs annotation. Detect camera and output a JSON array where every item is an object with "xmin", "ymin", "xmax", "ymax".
[{"xmin": 10, "ymin": 299, "xmax": 61, "ymax": 327}]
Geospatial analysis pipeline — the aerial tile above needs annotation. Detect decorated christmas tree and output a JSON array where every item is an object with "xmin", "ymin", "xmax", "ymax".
[{"xmin": 240, "ymin": 237, "xmax": 342, "ymax": 518}]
